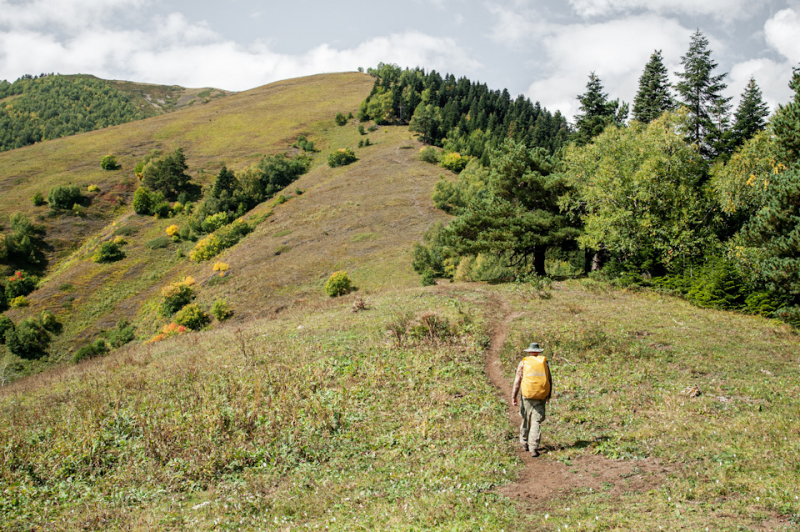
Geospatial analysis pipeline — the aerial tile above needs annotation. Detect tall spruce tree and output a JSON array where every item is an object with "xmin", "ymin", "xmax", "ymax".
[
  {"xmin": 674, "ymin": 30, "xmax": 732, "ymax": 159},
  {"xmin": 632, "ymin": 50, "xmax": 674, "ymax": 123},
  {"xmin": 573, "ymin": 73, "xmax": 628, "ymax": 146},
  {"xmin": 731, "ymin": 77, "xmax": 770, "ymax": 150},
  {"xmin": 770, "ymin": 68, "xmax": 800, "ymax": 163}
]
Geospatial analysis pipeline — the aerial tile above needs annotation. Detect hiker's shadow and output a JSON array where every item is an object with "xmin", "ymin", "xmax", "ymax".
[{"xmin": 539, "ymin": 436, "xmax": 610, "ymax": 454}]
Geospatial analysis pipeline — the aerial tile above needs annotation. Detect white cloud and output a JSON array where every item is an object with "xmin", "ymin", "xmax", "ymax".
[
  {"xmin": 567, "ymin": 0, "xmax": 760, "ymax": 20},
  {"xmin": 729, "ymin": 58, "xmax": 793, "ymax": 113},
  {"xmin": 520, "ymin": 14, "xmax": 692, "ymax": 120},
  {"xmin": 764, "ymin": 8, "xmax": 800, "ymax": 63},
  {"xmin": 0, "ymin": 4, "xmax": 481, "ymax": 90}
]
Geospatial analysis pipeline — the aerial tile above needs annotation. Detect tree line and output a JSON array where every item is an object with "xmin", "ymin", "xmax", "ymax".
[
  {"xmin": 0, "ymin": 74, "xmax": 154, "ymax": 152},
  {"xmin": 410, "ymin": 30, "xmax": 800, "ymax": 326}
]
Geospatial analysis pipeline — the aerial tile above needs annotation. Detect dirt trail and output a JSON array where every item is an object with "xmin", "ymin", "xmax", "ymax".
[{"xmin": 483, "ymin": 294, "xmax": 668, "ymax": 506}]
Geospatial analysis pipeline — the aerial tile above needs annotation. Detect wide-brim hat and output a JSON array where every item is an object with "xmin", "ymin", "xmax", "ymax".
[{"xmin": 523, "ymin": 342, "xmax": 544, "ymax": 353}]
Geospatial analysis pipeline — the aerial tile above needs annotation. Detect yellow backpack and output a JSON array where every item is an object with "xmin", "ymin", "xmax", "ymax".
[{"xmin": 521, "ymin": 355, "xmax": 550, "ymax": 400}]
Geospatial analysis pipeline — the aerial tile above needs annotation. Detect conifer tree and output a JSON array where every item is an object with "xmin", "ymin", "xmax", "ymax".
[
  {"xmin": 574, "ymin": 73, "xmax": 628, "ymax": 146},
  {"xmin": 674, "ymin": 30, "xmax": 732, "ymax": 159},
  {"xmin": 632, "ymin": 50, "xmax": 674, "ymax": 123},
  {"xmin": 771, "ymin": 68, "xmax": 800, "ymax": 163},
  {"xmin": 731, "ymin": 77, "xmax": 770, "ymax": 150}
]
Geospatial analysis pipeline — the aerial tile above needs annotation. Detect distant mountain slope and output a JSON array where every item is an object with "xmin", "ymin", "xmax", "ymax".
[
  {"xmin": 0, "ymin": 74, "xmax": 230, "ymax": 152},
  {"xmin": 1, "ymin": 72, "xmax": 451, "ymax": 374}
]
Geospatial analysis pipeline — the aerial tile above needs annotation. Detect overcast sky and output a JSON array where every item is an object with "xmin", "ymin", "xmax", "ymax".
[{"xmin": 2, "ymin": 0, "xmax": 799, "ymax": 121}]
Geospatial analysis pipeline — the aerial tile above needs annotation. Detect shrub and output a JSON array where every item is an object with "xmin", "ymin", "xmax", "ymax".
[
  {"xmin": 100, "ymin": 154, "xmax": 120, "ymax": 170},
  {"xmin": 166, "ymin": 225, "xmax": 180, "ymax": 237},
  {"xmin": 159, "ymin": 276, "xmax": 195, "ymax": 316},
  {"xmin": 48, "ymin": 185, "xmax": 82, "ymax": 209},
  {"xmin": 358, "ymin": 124, "xmax": 366, "ymax": 135},
  {"xmin": 73, "ymin": 339, "xmax": 109, "ymax": 363},
  {"xmin": 106, "ymin": 319, "xmax": 136, "ymax": 348},
  {"xmin": 113, "ymin": 236, "xmax": 127, "ymax": 245},
  {"xmin": 32, "ymin": 191, "xmax": 45, "ymax": 206},
  {"xmin": 190, "ymin": 220, "xmax": 251, "ymax": 261},
  {"xmin": 295, "ymin": 188, "xmax": 304, "ymax": 195},
  {"xmin": 93, "ymin": 241, "xmax": 125, "ymax": 263},
  {"xmin": 140, "ymin": 147, "xmax": 192, "ymax": 200},
  {"xmin": 358, "ymin": 140, "xmax": 363, "ymax": 148},
  {"xmin": 201, "ymin": 212, "xmax": 229, "ymax": 233},
  {"xmin": 9, "ymin": 296, "xmax": 29, "ymax": 308},
  {"xmin": 325, "ymin": 271, "xmax": 352, "ymax": 297},
  {"xmin": 87, "ymin": 184, "xmax": 99, "ymax": 193},
  {"xmin": 146, "ymin": 236, "xmax": 171, "ymax": 249},
  {"xmin": 113, "ymin": 225, "xmax": 137, "ymax": 237},
  {"xmin": 440, "ymin": 152, "xmax": 470, "ymax": 173},
  {"xmin": 39, "ymin": 310, "xmax": 62, "ymax": 334},
  {"xmin": 421, "ymin": 270, "xmax": 436, "ymax": 286},
  {"xmin": 276, "ymin": 195, "xmax": 286, "ymax": 204},
  {"xmin": 213, "ymin": 262, "xmax": 229, "ymax": 275},
  {"xmin": 419, "ymin": 146, "xmax": 440, "ymax": 164},
  {"xmin": 190, "ymin": 234, "xmax": 221, "ymax": 261},
  {"xmin": 148, "ymin": 322, "xmax": 187, "ymax": 343},
  {"xmin": 172, "ymin": 202, "xmax": 184, "ymax": 214},
  {"xmin": 211, "ymin": 299, "xmax": 233, "ymax": 321},
  {"xmin": 5, "ymin": 270, "xmax": 37, "ymax": 299},
  {"xmin": 133, "ymin": 187, "xmax": 153, "ymax": 215},
  {"xmin": 174, "ymin": 303, "xmax": 210, "ymax": 330},
  {"xmin": 328, "ymin": 148, "xmax": 357, "ymax": 168},
  {"xmin": 0, "ymin": 316, "xmax": 14, "ymax": 344},
  {"xmin": 334, "ymin": 112, "xmax": 348, "ymax": 126},
  {"xmin": 5, "ymin": 318, "xmax": 50, "ymax": 359},
  {"xmin": 153, "ymin": 202, "xmax": 173, "ymax": 218}
]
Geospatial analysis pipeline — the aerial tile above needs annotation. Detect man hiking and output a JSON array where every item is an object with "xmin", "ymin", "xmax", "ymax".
[{"xmin": 511, "ymin": 342, "xmax": 553, "ymax": 458}]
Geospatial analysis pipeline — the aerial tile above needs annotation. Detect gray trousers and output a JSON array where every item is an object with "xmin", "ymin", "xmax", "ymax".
[{"xmin": 519, "ymin": 397, "xmax": 546, "ymax": 450}]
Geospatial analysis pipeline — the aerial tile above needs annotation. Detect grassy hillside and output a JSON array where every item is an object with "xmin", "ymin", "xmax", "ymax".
[
  {"xmin": 1, "ymin": 280, "xmax": 798, "ymax": 530},
  {"xmin": 1, "ymin": 72, "xmax": 452, "ymax": 378}
]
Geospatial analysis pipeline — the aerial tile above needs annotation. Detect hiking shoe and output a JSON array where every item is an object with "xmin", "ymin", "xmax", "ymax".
[
  {"xmin": 530, "ymin": 449, "xmax": 539, "ymax": 458},
  {"xmin": 521, "ymin": 443, "xmax": 529, "ymax": 452}
]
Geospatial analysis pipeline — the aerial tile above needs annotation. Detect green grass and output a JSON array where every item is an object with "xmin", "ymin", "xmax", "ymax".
[
  {"xmin": 0, "ymin": 290, "xmax": 519, "ymax": 530},
  {"xmin": 495, "ymin": 280, "xmax": 800, "ymax": 530}
]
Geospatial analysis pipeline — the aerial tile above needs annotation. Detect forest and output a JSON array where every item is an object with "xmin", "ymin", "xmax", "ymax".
[
  {"xmin": 404, "ymin": 30, "xmax": 800, "ymax": 328},
  {"xmin": 0, "ymin": 74, "xmax": 154, "ymax": 152}
]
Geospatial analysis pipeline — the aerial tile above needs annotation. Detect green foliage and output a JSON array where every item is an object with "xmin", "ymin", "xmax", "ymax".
[
  {"xmin": 159, "ymin": 278, "xmax": 195, "ymax": 317},
  {"xmin": 674, "ymin": 30, "xmax": 732, "ymax": 159},
  {"xmin": 446, "ymin": 139, "xmax": 581, "ymax": 276},
  {"xmin": 439, "ymin": 152, "xmax": 470, "ymax": 173},
  {"xmin": 420, "ymin": 270, "xmax": 436, "ymax": 286},
  {"xmin": 132, "ymin": 187, "xmax": 166, "ymax": 215},
  {"xmin": 72, "ymin": 338, "xmax": 109, "ymax": 363},
  {"xmin": 411, "ymin": 222, "xmax": 456, "ymax": 279},
  {"xmin": 564, "ymin": 111, "xmax": 711, "ymax": 274},
  {"xmin": 357, "ymin": 124, "xmax": 365, "ymax": 135},
  {"xmin": 31, "ymin": 192, "xmax": 45, "ymax": 206},
  {"xmin": 211, "ymin": 299, "xmax": 233, "ymax": 321},
  {"xmin": 9, "ymin": 296, "xmax": 29, "ymax": 308},
  {"xmin": 573, "ymin": 72, "xmax": 629, "ymax": 146},
  {"xmin": 153, "ymin": 201, "xmax": 172, "ymax": 218},
  {"xmin": 38, "ymin": 310, "xmax": 62, "ymax": 334},
  {"xmin": 632, "ymin": 50, "xmax": 674, "ymax": 124},
  {"xmin": 293, "ymin": 135, "xmax": 316, "ymax": 152},
  {"xmin": 432, "ymin": 159, "xmax": 489, "ymax": 214},
  {"xmin": 201, "ymin": 212, "xmax": 229, "ymax": 233},
  {"xmin": 771, "ymin": 68, "xmax": 800, "ymax": 163},
  {"xmin": 140, "ymin": 147, "xmax": 192, "ymax": 200},
  {"xmin": 92, "ymin": 241, "xmax": 125, "ymax": 263},
  {"xmin": 173, "ymin": 303, "xmax": 211, "ymax": 330},
  {"xmin": 145, "ymin": 236, "xmax": 171, "ymax": 250},
  {"xmin": 334, "ymin": 112, "xmax": 348, "ymax": 126},
  {"xmin": 190, "ymin": 220, "xmax": 252, "ymax": 261},
  {"xmin": 100, "ymin": 154, "xmax": 120, "ymax": 170},
  {"xmin": 47, "ymin": 185, "xmax": 82, "ymax": 210},
  {"xmin": 328, "ymin": 148, "xmax": 357, "ymax": 168},
  {"xmin": 324, "ymin": 271, "xmax": 352, "ymax": 297},
  {"xmin": 2, "ymin": 213, "xmax": 45, "ymax": 266},
  {"xmin": 737, "ymin": 167, "xmax": 800, "ymax": 306},
  {"xmin": 104, "ymin": 319, "xmax": 136, "ymax": 348},
  {"xmin": 360, "ymin": 65, "xmax": 569, "ymax": 158},
  {"xmin": 5, "ymin": 270, "xmax": 37, "ymax": 299},
  {"xmin": 0, "ymin": 74, "xmax": 153, "ymax": 153},
  {"xmin": 418, "ymin": 146, "xmax": 440, "ymax": 164},
  {"xmin": 0, "ymin": 316, "xmax": 13, "ymax": 344},
  {"xmin": 5, "ymin": 317, "xmax": 50, "ymax": 360},
  {"xmin": 731, "ymin": 78, "xmax": 770, "ymax": 150}
]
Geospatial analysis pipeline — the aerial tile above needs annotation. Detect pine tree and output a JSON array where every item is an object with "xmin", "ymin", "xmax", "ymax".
[
  {"xmin": 674, "ymin": 30, "xmax": 732, "ymax": 159},
  {"xmin": 632, "ymin": 50, "xmax": 674, "ymax": 123},
  {"xmin": 771, "ymin": 68, "xmax": 800, "ymax": 164},
  {"xmin": 731, "ymin": 77, "xmax": 770, "ymax": 150},
  {"xmin": 574, "ymin": 73, "xmax": 628, "ymax": 146}
]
